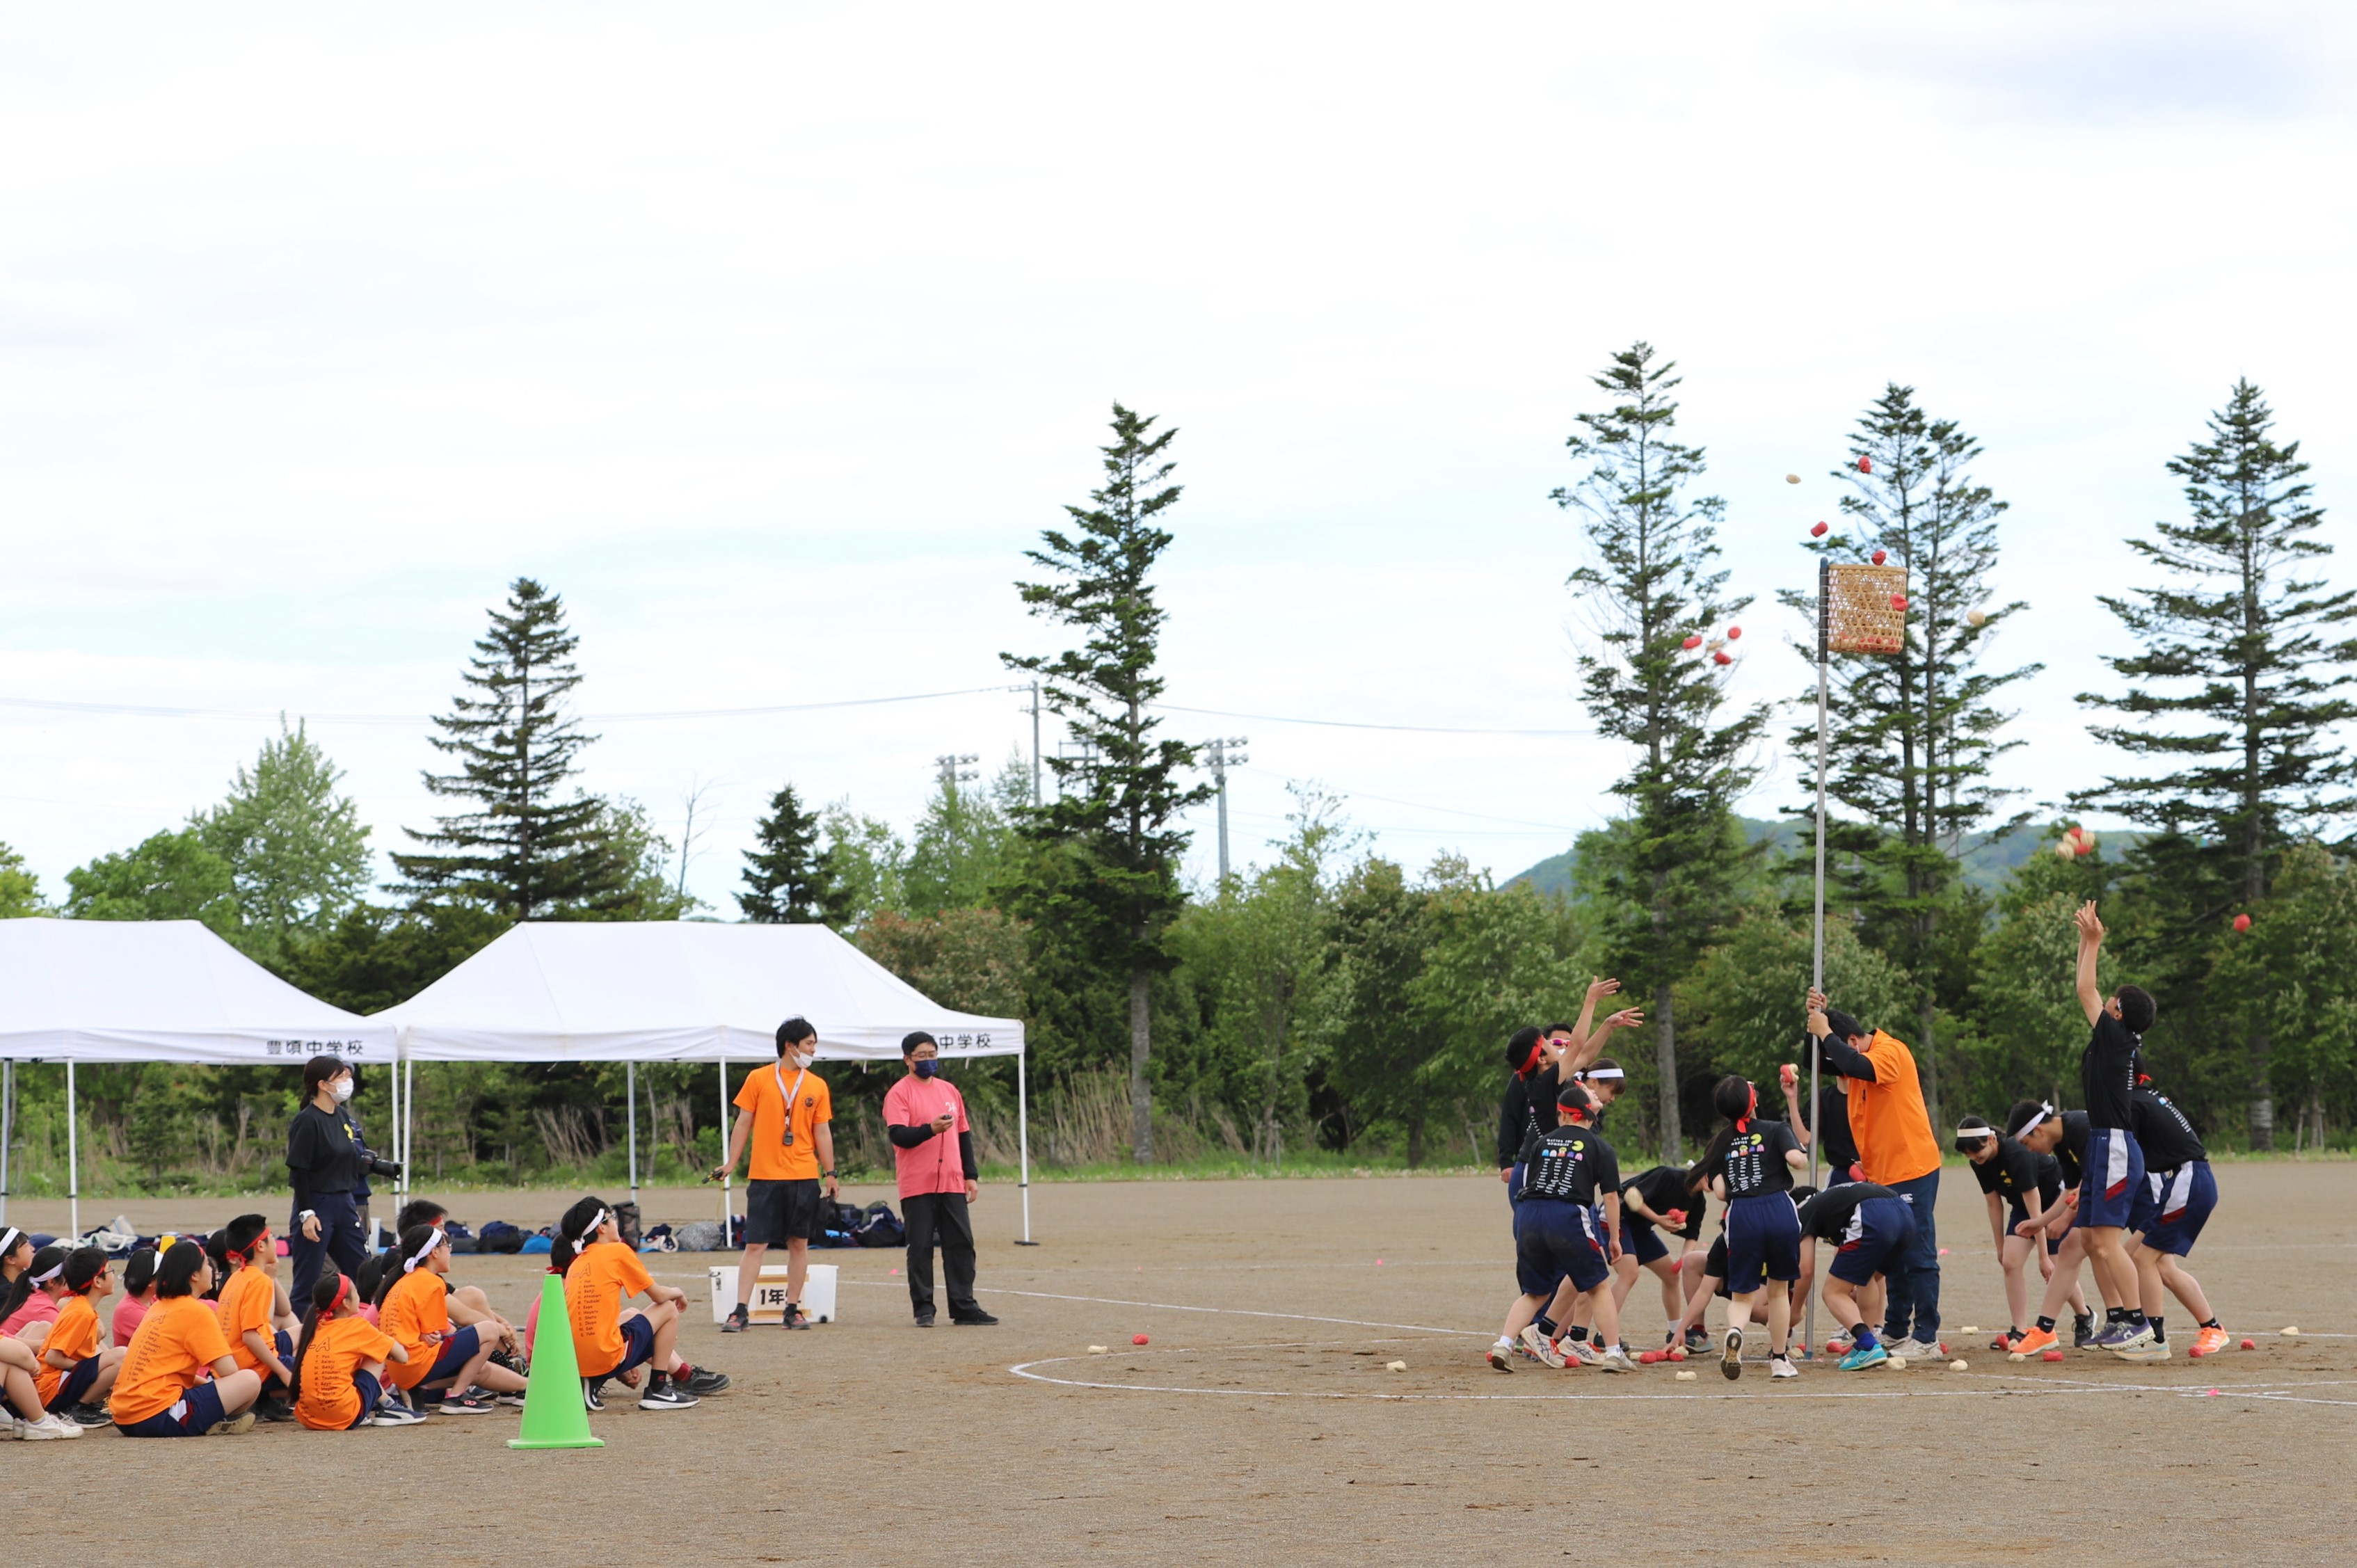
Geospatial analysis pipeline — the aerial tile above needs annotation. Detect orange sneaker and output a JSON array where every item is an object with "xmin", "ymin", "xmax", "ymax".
[
  {"xmin": 2011, "ymin": 1326, "xmax": 2059, "ymax": 1355},
  {"xmin": 2189, "ymin": 1326, "xmax": 2230, "ymax": 1358}
]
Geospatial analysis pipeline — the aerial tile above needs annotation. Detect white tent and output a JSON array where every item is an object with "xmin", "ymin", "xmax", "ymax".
[
  {"xmin": 0, "ymin": 918, "xmax": 394, "ymax": 1235},
  {"xmin": 373, "ymin": 922, "xmax": 1032, "ymax": 1240}
]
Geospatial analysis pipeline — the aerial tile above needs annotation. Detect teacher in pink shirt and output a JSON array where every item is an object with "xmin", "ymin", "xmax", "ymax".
[{"xmin": 882, "ymin": 1032, "xmax": 998, "ymax": 1329}]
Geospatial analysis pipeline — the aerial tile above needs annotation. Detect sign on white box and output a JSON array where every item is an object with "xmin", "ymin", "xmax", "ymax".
[{"xmin": 708, "ymin": 1263, "xmax": 837, "ymax": 1325}]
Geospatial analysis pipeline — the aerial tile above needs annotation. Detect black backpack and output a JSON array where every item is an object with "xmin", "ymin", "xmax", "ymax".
[{"xmin": 853, "ymin": 1200, "xmax": 904, "ymax": 1248}]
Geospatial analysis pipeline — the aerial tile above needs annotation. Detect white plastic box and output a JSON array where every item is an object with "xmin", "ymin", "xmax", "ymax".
[{"xmin": 707, "ymin": 1262, "xmax": 837, "ymax": 1325}]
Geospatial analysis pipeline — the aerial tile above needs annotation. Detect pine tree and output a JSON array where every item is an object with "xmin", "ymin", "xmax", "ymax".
[
  {"xmin": 1003, "ymin": 403, "xmax": 1213, "ymax": 1163},
  {"xmin": 737, "ymin": 783, "xmax": 838, "ymax": 924},
  {"xmin": 196, "ymin": 717, "xmax": 372, "ymax": 963},
  {"xmin": 1559, "ymin": 342, "xmax": 1767, "ymax": 1160},
  {"xmin": 392, "ymin": 578, "xmax": 629, "ymax": 920},
  {"xmin": 1777, "ymin": 384, "xmax": 2039, "ymax": 1128},
  {"xmin": 2074, "ymin": 379, "xmax": 2357, "ymax": 1146}
]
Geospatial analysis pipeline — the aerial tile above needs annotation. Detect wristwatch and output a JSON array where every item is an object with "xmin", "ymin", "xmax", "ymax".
[{"xmin": 822, "ymin": 1169, "xmax": 837, "ymax": 1180}]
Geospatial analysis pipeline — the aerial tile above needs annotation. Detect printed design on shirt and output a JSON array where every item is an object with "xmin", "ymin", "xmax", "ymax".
[
  {"xmin": 1523, "ymin": 1134, "xmax": 1595, "ymax": 1201},
  {"xmin": 1724, "ymin": 1130, "xmax": 1774, "ymax": 1194}
]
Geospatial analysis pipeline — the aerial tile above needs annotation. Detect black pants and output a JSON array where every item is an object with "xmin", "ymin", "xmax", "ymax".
[
  {"xmin": 902, "ymin": 1192, "xmax": 978, "ymax": 1318},
  {"xmin": 289, "ymin": 1190, "xmax": 367, "ymax": 1309}
]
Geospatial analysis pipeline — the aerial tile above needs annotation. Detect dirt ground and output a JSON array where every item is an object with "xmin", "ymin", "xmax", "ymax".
[{"xmin": 7, "ymin": 1161, "xmax": 2354, "ymax": 1567}]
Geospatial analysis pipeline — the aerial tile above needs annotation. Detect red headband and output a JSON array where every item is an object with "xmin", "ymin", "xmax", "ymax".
[
  {"xmin": 328, "ymin": 1274, "xmax": 350, "ymax": 1315},
  {"xmin": 1735, "ymin": 1082, "xmax": 1758, "ymax": 1134},
  {"xmin": 1517, "ymin": 1041, "xmax": 1545, "ymax": 1078}
]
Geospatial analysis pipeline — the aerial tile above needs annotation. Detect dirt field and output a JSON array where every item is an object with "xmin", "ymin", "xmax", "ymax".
[{"xmin": 8, "ymin": 1161, "xmax": 2354, "ymax": 1567}]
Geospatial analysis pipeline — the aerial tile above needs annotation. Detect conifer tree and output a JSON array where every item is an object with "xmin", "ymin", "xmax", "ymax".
[
  {"xmin": 392, "ymin": 578, "xmax": 628, "ymax": 920},
  {"xmin": 1003, "ymin": 404, "xmax": 1211, "ymax": 1164},
  {"xmin": 2075, "ymin": 380, "xmax": 2357, "ymax": 1146},
  {"xmin": 1778, "ymin": 385, "xmax": 2038, "ymax": 1128},
  {"xmin": 1560, "ymin": 342, "xmax": 1766, "ymax": 1159},
  {"xmin": 737, "ymin": 783, "xmax": 838, "ymax": 924},
  {"xmin": 196, "ymin": 717, "xmax": 372, "ymax": 962}
]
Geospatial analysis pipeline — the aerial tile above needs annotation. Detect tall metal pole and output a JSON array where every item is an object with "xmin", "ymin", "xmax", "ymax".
[
  {"xmin": 1030, "ymin": 680, "xmax": 1042, "ymax": 806},
  {"xmin": 1207, "ymin": 737, "xmax": 1247, "ymax": 888},
  {"xmin": 66, "ymin": 1061, "xmax": 79, "ymax": 1242},
  {"xmin": 1014, "ymin": 1046, "xmax": 1037, "ymax": 1245},
  {"xmin": 1805, "ymin": 557, "xmax": 1830, "ymax": 1361},
  {"xmin": 718, "ymin": 1059, "xmax": 731, "ymax": 1229},
  {"xmin": 0, "ymin": 1060, "xmax": 13, "ymax": 1226},
  {"xmin": 627, "ymin": 1062, "xmax": 639, "ymax": 1209}
]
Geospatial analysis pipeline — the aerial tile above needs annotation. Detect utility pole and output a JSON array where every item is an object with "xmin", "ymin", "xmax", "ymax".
[
  {"xmin": 1204, "ymin": 736, "xmax": 1248, "ymax": 887},
  {"xmin": 935, "ymin": 753, "xmax": 980, "ymax": 795},
  {"xmin": 1053, "ymin": 739, "xmax": 1100, "ymax": 801},
  {"xmin": 1024, "ymin": 680, "xmax": 1041, "ymax": 806}
]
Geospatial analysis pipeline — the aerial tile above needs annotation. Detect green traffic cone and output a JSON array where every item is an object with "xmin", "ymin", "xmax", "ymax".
[{"xmin": 509, "ymin": 1272, "xmax": 605, "ymax": 1450}]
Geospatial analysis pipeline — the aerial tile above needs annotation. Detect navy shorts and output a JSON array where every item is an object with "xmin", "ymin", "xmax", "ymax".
[
  {"xmin": 2135, "ymin": 1162, "xmax": 2216, "ymax": 1257},
  {"xmin": 1617, "ymin": 1213, "xmax": 1668, "ymax": 1267},
  {"xmin": 1724, "ymin": 1193, "xmax": 1803, "ymax": 1293},
  {"xmin": 57, "ymin": 1356, "xmax": 102, "ymax": 1408},
  {"xmin": 118, "ymin": 1379, "xmax": 228, "ymax": 1439},
  {"xmin": 422, "ymin": 1322, "xmax": 482, "ymax": 1386},
  {"xmin": 348, "ymin": 1369, "xmax": 383, "ymax": 1430},
  {"xmin": 1826, "ymin": 1196, "xmax": 1917, "ymax": 1287},
  {"xmin": 588, "ymin": 1312, "xmax": 658, "ymax": 1380},
  {"xmin": 1515, "ymin": 1201, "xmax": 1610, "ymax": 1297},
  {"xmin": 2078, "ymin": 1126, "xmax": 2146, "ymax": 1229}
]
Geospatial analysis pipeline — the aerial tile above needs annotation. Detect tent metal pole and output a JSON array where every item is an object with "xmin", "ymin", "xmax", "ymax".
[
  {"xmin": 404, "ymin": 1053, "xmax": 415, "ymax": 1232},
  {"xmin": 1, "ymin": 1059, "xmax": 13, "ymax": 1226},
  {"xmin": 718, "ymin": 1059, "xmax": 730, "ymax": 1230},
  {"xmin": 1805, "ymin": 558, "xmax": 1830, "ymax": 1363},
  {"xmin": 66, "ymin": 1061, "xmax": 79, "ymax": 1242},
  {"xmin": 1014, "ymin": 1046, "xmax": 1035, "ymax": 1245},
  {"xmin": 627, "ymin": 1062, "xmax": 639, "ymax": 1209}
]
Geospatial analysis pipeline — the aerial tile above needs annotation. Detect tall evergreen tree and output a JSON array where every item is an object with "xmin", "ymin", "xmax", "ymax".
[
  {"xmin": 737, "ymin": 783, "xmax": 838, "ymax": 924},
  {"xmin": 904, "ymin": 758, "xmax": 1023, "ymax": 918},
  {"xmin": 1777, "ymin": 384, "xmax": 2038, "ymax": 1128},
  {"xmin": 0, "ymin": 840, "xmax": 41, "ymax": 918},
  {"xmin": 1003, "ymin": 404, "xmax": 1212, "ymax": 1163},
  {"xmin": 392, "ymin": 577, "xmax": 629, "ymax": 920},
  {"xmin": 1559, "ymin": 342, "xmax": 1766, "ymax": 1159},
  {"xmin": 2074, "ymin": 379, "xmax": 2357, "ymax": 1146},
  {"xmin": 196, "ymin": 717, "xmax": 372, "ymax": 963}
]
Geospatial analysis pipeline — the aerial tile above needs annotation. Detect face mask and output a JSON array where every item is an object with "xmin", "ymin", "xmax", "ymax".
[
  {"xmin": 914, "ymin": 1059, "xmax": 938, "ymax": 1079},
  {"xmin": 796, "ymin": 1052, "xmax": 817, "ymax": 1071},
  {"xmin": 330, "ymin": 1077, "xmax": 354, "ymax": 1103}
]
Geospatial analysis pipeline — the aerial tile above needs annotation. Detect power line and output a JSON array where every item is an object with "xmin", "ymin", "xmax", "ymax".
[
  {"xmin": 0, "ymin": 685, "xmax": 1030, "ymax": 726},
  {"xmin": 1154, "ymin": 701, "xmax": 1590, "ymax": 737}
]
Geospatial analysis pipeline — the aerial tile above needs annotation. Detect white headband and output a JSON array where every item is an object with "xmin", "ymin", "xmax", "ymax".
[
  {"xmin": 1956, "ymin": 1124, "xmax": 1993, "ymax": 1139},
  {"xmin": 2006, "ymin": 1101, "xmax": 2055, "ymax": 1142},
  {"xmin": 401, "ymin": 1227, "xmax": 446, "ymax": 1274},
  {"xmin": 0, "ymin": 1228, "xmax": 19, "ymax": 1258},
  {"xmin": 30, "ymin": 1258, "xmax": 65, "ymax": 1285},
  {"xmin": 574, "ymin": 1208, "xmax": 609, "ymax": 1249},
  {"xmin": 1581, "ymin": 1066, "xmax": 1626, "ymax": 1082}
]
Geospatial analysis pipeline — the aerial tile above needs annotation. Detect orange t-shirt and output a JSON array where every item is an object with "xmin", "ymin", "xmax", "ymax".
[
  {"xmin": 33, "ymin": 1295, "xmax": 102, "ymax": 1406},
  {"xmin": 378, "ymin": 1270, "xmax": 452, "ymax": 1391},
  {"xmin": 216, "ymin": 1265, "xmax": 278, "ymax": 1374},
  {"xmin": 109, "ymin": 1296, "xmax": 233, "ymax": 1427},
  {"xmin": 735, "ymin": 1063, "xmax": 832, "ymax": 1181},
  {"xmin": 1851, "ymin": 1029, "xmax": 1942, "ymax": 1186},
  {"xmin": 565, "ymin": 1241, "xmax": 655, "ymax": 1376},
  {"xmin": 295, "ymin": 1315, "xmax": 397, "ymax": 1430}
]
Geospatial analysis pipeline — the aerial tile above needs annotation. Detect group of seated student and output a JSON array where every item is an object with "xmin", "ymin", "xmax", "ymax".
[{"xmin": 0, "ymin": 1192, "xmax": 735, "ymax": 1439}]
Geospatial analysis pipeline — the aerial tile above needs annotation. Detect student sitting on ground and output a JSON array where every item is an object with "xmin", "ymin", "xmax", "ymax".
[
  {"xmin": 35, "ymin": 1248, "xmax": 123, "ymax": 1427},
  {"xmin": 113, "ymin": 1247, "xmax": 162, "ymax": 1349},
  {"xmin": 109, "ymin": 1240, "xmax": 264, "ymax": 1437},
  {"xmin": 376, "ymin": 1225, "xmax": 528, "ymax": 1416},
  {"xmin": 292, "ymin": 1270, "xmax": 420, "ymax": 1430},
  {"xmin": 554, "ymin": 1196, "xmax": 729, "ymax": 1411},
  {"xmin": 216, "ymin": 1215, "xmax": 297, "ymax": 1423},
  {"xmin": 0, "ymin": 1244, "xmax": 68, "ymax": 1349}
]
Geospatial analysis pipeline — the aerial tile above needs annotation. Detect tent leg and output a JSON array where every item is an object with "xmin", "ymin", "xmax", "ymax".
[
  {"xmin": 718, "ymin": 1059, "xmax": 730, "ymax": 1231},
  {"xmin": 404, "ymin": 1055, "xmax": 415, "ymax": 1238},
  {"xmin": 627, "ymin": 1062, "xmax": 639, "ymax": 1209},
  {"xmin": 1014, "ymin": 1048, "xmax": 1036, "ymax": 1245},
  {"xmin": 66, "ymin": 1062, "xmax": 79, "ymax": 1243},
  {"xmin": 1, "ymin": 1059, "xmax": 13, "ymax": 1226}
]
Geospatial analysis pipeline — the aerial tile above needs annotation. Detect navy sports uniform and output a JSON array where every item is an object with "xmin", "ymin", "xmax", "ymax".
[
  {"xmin": 2078, "ymin": 1013, "xmax": 2146, "ymax": 1228},
  {"xmin": 2129, "ymin": 1089, "xmax": 2215, "ymax": 1257},
  {"xmin": 1717, "ymin": 1118, "xmax": 1803, "ymax": 1294},
  {"xmin": 1617, "ymin": 1165, "xmax": 1702, "ymax": 1267},
  {"xmin": 1513, "ymin": 1123, "xmax": 1620, "ymax": 1297},
  {"xmin": 1798, "ymin": 1182, "xmax": 1917, "ymax": 1288}
]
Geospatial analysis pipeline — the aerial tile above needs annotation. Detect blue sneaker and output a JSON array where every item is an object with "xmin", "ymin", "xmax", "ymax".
[{"xmin": 1838, "ymin": 1342, "xmax": 1889, "ymax": 1371}]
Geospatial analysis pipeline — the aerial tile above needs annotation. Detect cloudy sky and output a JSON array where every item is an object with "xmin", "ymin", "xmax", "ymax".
[{"xmin": 3, "ymin": 1, "xmax": 2353, "ymax": 912}]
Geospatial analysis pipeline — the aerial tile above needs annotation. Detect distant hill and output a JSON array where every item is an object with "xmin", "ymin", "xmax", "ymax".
[{"xmin": 1507, "ymin": 817, "xmax": 2123, "ymax": 900}]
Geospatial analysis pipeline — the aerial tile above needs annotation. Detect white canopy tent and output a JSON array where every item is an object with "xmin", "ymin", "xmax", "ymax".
[
  {"xmin": 373, "ymin": 921, "xmax": 1033, "ymax": 1240},
  {"xmin": 0, "ymin": 918, "xmax": 394, "ymax": 1236}
]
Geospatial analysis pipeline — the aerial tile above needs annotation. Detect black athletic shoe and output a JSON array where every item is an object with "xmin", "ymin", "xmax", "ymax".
[
  {"xmin": 914, "ymin": 1311, "xmax": 936, "ymax": 1328},
  {"xmin": 66, "ymin": 1402, "xmax": 113, "ymax": 1428},
  {"xmin": 681, "ymin": 1367, "xmax": 732, "ymax": 1395},
  {"xmin": 581, "ymin": 1377, "xmax": 608, "ymax": 1412},
  {"xmin": 781, "ymin": 1302, "xmax": 810, "ymax": 1330},
  {"xmin": 489, "ymin": 1347, "xmax": 529, "ymax": 1377},
  {"xmin": 950, "ymin": 1309, "xmax": 1000, "ymax": 1327},
  {"xmin": 720, "ymin": 1304, "xmax": 751, "ymax": 1334},
  {"xmin": 255, "ymin": 1398, "xmax": 295, "ymax": 1423},
  {"xmin": 2072, "ymin": 1315, "xmax": 2098, "ymax": 1350}
]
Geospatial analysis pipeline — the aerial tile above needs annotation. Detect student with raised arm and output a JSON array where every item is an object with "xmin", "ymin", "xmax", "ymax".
[{"xmin": 2066, "ymin": 901, "xmax": 2153, "ymax": 1353}]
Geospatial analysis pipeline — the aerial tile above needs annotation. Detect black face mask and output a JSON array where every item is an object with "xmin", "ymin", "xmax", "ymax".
[{"xmin": 914, "ymin": 1059, "xmax": 938, "ymax": 1079}]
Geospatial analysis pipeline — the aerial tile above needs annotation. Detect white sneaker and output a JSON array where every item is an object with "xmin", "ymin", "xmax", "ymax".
[
  {"xmin": 371, "ymin": 1400, "xmax": 429, "ymax": 1427},
  {"xmin": 1518, "ymin": 1324, "xmax": 1567, "ymax": 1370},
  {"xmin": 22, "ymin": 1414, "xmax": 84, "ymax": 1440},
  {"xmin": 0, "ymin": 1410, "xmax": 22, "ymax": 1441},
  {"xmin": 2112, "ymin": 1327, "xmax": 2170, "ymax": 1363},
  {"xmin": 1889, "ymin": 1338, "xmax": 1937, "ymax": 1361},
  {"xmin": 1595, "ymin": 1346, "xmax": 1634, "ymax": 1373},
  {"xmin": 1770, "ymin": 1356, "xmax": 1800, "ymax": 1379},
  {"xmin": 1485, "ymin": 1337, "xmax": 1514, "ymax": 1373},
  {"xmin": 1565, "ymin": 1337, "xmax": 1603, "ymax": 1366}
]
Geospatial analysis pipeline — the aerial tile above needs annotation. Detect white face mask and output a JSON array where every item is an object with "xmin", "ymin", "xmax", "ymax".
[
  {"xmin": 330, "ymin": 1077, "xmax": 354, "ymax": 1103},
  {"xmin": 795, "ymin": 1052, "xmax": 817, "ymax": 1071}
]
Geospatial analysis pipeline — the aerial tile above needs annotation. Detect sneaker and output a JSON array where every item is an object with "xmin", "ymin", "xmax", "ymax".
[
  {"xmin": 438, "ymin": 1389, "xmax": 497, "ymax": 1414},
  {"xmin": 23, "ymin": 1414, "xmax": 84, "ymax": 1440},
  {"xmin": 1518, "ymin": 1325, "xmax": 1567, "ymax": 1369},
  {"xmin": 1683, "ymin": 1328, "xmax": 1714, "ymax": 1354},
  {"xmin": 490, "ymin": 1347, "xmax": 529, "ymax": 1378},
  {"xmin": 2088, "ymin": 1322, "xmax": 2136, "ymax": 1350},
  {"xmin": 2072, "ymin": 1315, "xmax": 2099, "ymax": 1350},
  {"xmin": 493, "ymin": 1387, "xmax": 527, "ymax": 1407},
  {"xmin": 0, "ymin": 1410, "xmax": 20, "ymax": 1440},
  {"xmin": 1838, "ymin": 1342, "xmax": 1889, "ymax": 1370},
  {"xmin": 1565, "ymin": 1337, "xmax": 1602, "ymax": 1367},
  {"xmin": 65, "ymin": 1403, "xmax": 113, "ymax": 1428},
  {"xmin": 719, "ymin": 1304, "xmax": 751, "ymax": 1334},
  {"xmin": 204, "ymin": 1411, "xmax": 257, "ymax": 1437},
  {"xmin": 679, "ymin": 1367, "xmax": 731, "ymax": 1395},
  {"xmin": 1595, "ymin": 1346, "xmax": 1634, "ymax": 1374},
  {"xmin": 781, "ymin": 1302, "xmax": 812, "ymax": 1329},
  {"xmin": 950, "ymin": 1309, "xmax": 1000, "ymax": 1327},
  {"xmin": 2190, "ymin": 1325, "xmax": 2231, "ymax": 1359},
  {"xmin": 1888, "ymin": 1337, "xmax": 1937, "ymax": 1361},
  {"xmin": 1485, "ymin": 1338, "xmax": 1514, "ymax": 1373},
  {"xmin": 371, "ymin": 1400, "xmax": 428, "ymax": 1426},
  {"xmin": 913, "ymin": 1311, "xmax": 936, "ymax": 1329},
  {"xmin": 1990, "ymin": 1331, "xmax": 2022, "ymax": 1352},
  {"xmin": 638, "ymin": 1377, "xmax": 701, "ymax": 1411},
  {"xmin": 581, "ymin": 1377, "xmax": 607, "ymax": 1413},
  {"xmin": 1769, "ymin": 1356, "xmax": 1799, "ymax": 1379},
  {"xmin": 2012, "ymin": 1326, "xmax": 2059, "ymax": 1355},
  {"xmin": 2112, "ymin": 1327, "xmax": 2170, "ymax": 1363},
  {"xmin": 1721, "ymin": 1326, "xmax": 1745, "ymax": 1381},
  {"xmin": 255, "ymin": 1398, "xmax": 294, "ymax": 1424}
]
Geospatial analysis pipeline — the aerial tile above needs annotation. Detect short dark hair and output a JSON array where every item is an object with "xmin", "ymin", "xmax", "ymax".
[
  {"xmin": 1556, "ymin": 1081, "xmax": 1595, "ymax": 1117},
  {"xmin": 901, "ymin": 1030, "xmax": 937, "ymax": 1057},
  {"xmin": 1822, "ymin": 1009, "xmax": 1865, "ymax": 1043},
  {"xmin": 395, "ymin": 1199, "xmax": 448, "ymax": 1235},
  {"xmin": 1504, "ymin": 1026, "xmax": 1544, "ymax": 1072},
  {"xmin": 301, "ymin": 1053, "xmax": 348, "ymax": 1102},
  {"xmin": 1542, "ymin": 1023, "xmax": 1575, "ymax": 1037},
  {"xmin": 224, "ymin": 1214, "xmax": 270, "ymax": 1261},
  {"xmin": 156, "ymin": 1240, "xmax": 208, "ymax": 1299},
  {"xmin": 2116, "ymin": 985, "xmax": 2156, "ymax": 1034},
  {"xmin": 122, "ymin": 1246, "xmax": 161, "ymax": 1297},
  {"xmin": 777, "ymin": 1016, "xmax": 816, "ymax": 1055},
  {"xmin": 64, "ymin": 1247, "xmax": 109, "ymax": 1293},
  {"xmin": 2005, "ymin": 1099, "xmax": 2058, "ymax": 1141}
]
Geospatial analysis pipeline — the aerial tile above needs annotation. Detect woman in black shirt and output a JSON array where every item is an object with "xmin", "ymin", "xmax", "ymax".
[
  {"xmin": 286, "ymin": 1054, "xmax": 372, "ymax": 1307},
  {"xmin": 1959, "ymin": 1114, "xmax": 2088, "ymax": 1350}
]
